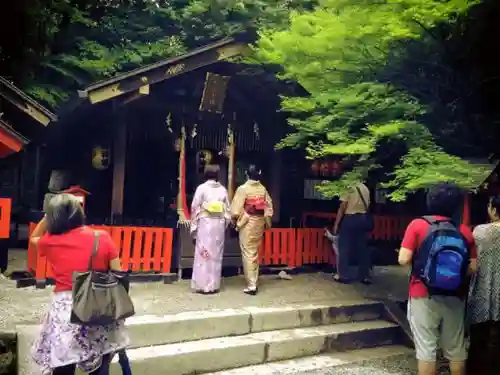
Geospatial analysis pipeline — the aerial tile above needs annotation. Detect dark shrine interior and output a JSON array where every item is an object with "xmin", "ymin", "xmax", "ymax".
[{"xmin": 44, "ymin": 61, "xmax": 309, "ymax": 226}]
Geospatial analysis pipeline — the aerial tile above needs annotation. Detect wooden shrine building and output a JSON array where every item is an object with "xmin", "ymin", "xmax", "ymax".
[
  {"xmin": 34, "ymin": 33, "xmax": 309, "ymax": 279},
  {"xmin": 24, "ymin": 34, "xmax": 438, "ymax": 285},
  {"xmin": 0, "ymin": 77, "xmax": 57, "ymax": 240},
  {"xmin": 0, "ymin": 76, "xmax": 57, "ymax": 157}
]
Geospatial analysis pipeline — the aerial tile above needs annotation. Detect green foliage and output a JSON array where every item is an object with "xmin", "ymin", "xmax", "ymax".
[
  {"xmin": 254, "ymin": 0, "xmax": 485, "ymax": 200},
  {"xmin": 384, "ymin": 147, "xmax": 491, "ymax": 201},
  {"xmin": 20, "ymin": 0, "xmax": 310, "ymax": 108}
]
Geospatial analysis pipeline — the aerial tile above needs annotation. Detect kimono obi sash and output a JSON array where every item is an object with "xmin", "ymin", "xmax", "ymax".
[
  {"xmin": 203, "ymin": 201, "xmax": 224, "ymax": 215},
  {"xmin": 244, "ymin": 196, "xmax": 266, "ymax": 216}
]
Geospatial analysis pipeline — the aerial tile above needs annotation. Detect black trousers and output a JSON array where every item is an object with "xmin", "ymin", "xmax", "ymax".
[
  {"xmin": 337, "ymin": 214, "xmax": 370, "ymax": 279},
  {"xmin": 53, "ymin": 354, "xmax": 112, "ymax": 375}
]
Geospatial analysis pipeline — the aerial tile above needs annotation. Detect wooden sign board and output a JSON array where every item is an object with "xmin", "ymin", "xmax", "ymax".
[{"xmin": 199, "ymin": 72, "xmax": 230, "ymax": 113}]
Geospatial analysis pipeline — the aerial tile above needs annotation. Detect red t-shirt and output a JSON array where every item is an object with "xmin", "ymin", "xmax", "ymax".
[
  {"xmin": 401, "ymin": 216, "xmax": 477, "ymax": 298},
  {"xmin": 38, "ymin": 226, "xmax": 120, "ymax": 292}
]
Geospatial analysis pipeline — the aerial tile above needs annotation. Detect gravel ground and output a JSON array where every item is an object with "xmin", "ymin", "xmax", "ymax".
[{"xmin": 287, "ymin": 354, "xmax": 450, "ymax": 375}]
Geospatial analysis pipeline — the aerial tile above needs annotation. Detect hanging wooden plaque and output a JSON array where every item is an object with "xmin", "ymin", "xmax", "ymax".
[{"xmin": 199, "ymin": 72, "xmax": 230, "ymax": 113}]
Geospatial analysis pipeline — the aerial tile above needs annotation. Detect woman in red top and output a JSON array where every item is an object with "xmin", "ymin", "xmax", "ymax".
[{"xmin": 30, "ymin": 194, "xmax": 129, "ymax": 375}]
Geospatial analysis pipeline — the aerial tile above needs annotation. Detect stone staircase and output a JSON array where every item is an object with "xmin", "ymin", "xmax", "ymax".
[{"xmin": 17, "ymin": 299, "xmax": 412, "ymax": 375}]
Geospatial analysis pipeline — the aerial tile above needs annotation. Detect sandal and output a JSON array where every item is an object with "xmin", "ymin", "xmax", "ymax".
[
  {"xmin": 243, "ymin": 287, "xmax": 258, "ymax": 296},
  {"xmin": 195, "ymin": 289, "xmax": 219, "ymax": 295}
]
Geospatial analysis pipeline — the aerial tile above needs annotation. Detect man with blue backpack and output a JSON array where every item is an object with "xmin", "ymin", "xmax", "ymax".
[{"xmin": 398, "ymin": 183, "xmax": 477, "ymax": 375}]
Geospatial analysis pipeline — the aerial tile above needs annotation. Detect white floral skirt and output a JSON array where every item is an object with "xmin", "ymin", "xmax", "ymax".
[{"xmin": 31, "ymin": 291, "xmax": 129, "ymax": 374}]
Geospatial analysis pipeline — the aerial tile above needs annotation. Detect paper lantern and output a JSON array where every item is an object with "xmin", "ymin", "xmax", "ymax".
[
  {"xmin": 319, "ymin": 161, "xmax": 329, "ymax": 176},
  {"xmin": 311, "ymin": 161, "xmax": 320, "ymax": 175},
  {"xmin": 330, "ymin": 160, "xmax": 341, "ymax": 176},
  {"xmin": 91, "ymin": 146, "xmax": 110, "ymax": 170}
]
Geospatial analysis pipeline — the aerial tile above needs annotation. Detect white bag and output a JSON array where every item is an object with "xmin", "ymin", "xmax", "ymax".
[{"xmin": 324, "ymin": 228, "xmax": 339, "ymax": 257}]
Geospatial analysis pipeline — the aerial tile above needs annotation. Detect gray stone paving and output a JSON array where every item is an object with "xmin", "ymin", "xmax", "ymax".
[
  {"xmin": 0, "ymin": 250, "xmax": 410, "ymax": 330},
  {"xmin": 285, "ymin": 354, "xmax": 450, "ymax": 375}
]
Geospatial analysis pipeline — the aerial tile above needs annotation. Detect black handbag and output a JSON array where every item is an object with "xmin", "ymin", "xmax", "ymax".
[
  {"xmin": 71, "ymin": 231, "xmax": 135, "ymax": 326},
  {"xmin": 356, "ymin": 186, "xmax": 375, "ymax": 232}
]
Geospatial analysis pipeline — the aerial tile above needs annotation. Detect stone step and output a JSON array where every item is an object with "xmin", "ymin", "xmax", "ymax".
[
  {"xmin": 204, "ymin": 345, "xmax": 414, "ymax": 374},
  {"xmin": 109, "ymin": 320, "xmax": 402, "ymax": 375},
  {"xmin": 125, "ymin": 299, "xmax": 384, "ymax": 348}
]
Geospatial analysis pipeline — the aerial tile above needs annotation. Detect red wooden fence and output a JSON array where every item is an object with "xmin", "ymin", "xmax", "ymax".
[
  {"xmin": 301, "ymin": 212, "xmax": 412, "ymax": 241},
  {"xmin": 0, "ymin": 198, "xmax": 11, "ymax": 239},
  {"xmin": 27, "ymin": 214, "xmax": 409, "ymax": 282},
  {"xmin": 260, "ymin": 215, "xmax": 411, "ymax": 268},
  {"xmin": 28, "ymin": 224, "xmax": 174, "ymax": 282}
]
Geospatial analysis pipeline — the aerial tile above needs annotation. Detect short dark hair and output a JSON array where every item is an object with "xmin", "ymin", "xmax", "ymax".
[
  {"xmin": 204, "ymin": 164, "xmax": 220, "ymax": 180},
  {"xmin": 246, "ymin": 164, "xmax": 262, "ymax": 180},
  {"xmin": 490, "ymin": 195, "xmax": 500, "ymax": 215},
  {"xmin": 45, "ymin": 193, "xmax": 85, "ymax": 235},
  {"xmin": 426, "ymin": 182, "xmax": 463, "ymax": 218}
]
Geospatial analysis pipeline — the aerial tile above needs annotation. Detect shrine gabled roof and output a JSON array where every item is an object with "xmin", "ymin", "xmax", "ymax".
[
  {"xmin": 77, "ymin": 33, "xmax": 252, "ymax": 106},
  {"xmin": 0, "ymin": 76, "xmax": 58, "ymax": 156},
  {"xmin": 0, "ymin": 118, "xmax": 29, "ymax": 157},
  {"xmin": 0, "ymin": 76, "xmax": 58, "ymax": 126},
  {"xmin": 464, "ymin": 157, "xmax": 499, "ymax": 187}
]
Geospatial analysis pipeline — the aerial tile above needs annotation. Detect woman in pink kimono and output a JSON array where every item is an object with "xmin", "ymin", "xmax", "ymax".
[
  {"xmin": 231, "ymin": 164, "xmax": 273, "ymax": 295},
  {"xmin": 190, "ymin": 165, "xmax": 231, "ymax": 294}
]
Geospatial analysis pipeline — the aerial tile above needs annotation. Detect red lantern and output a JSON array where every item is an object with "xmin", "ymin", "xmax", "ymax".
[
  {"xmin": 319, "ymin": 161, "xmax": 329, "ymax": 176},
  {"xmin": 311, "ymin": 161, "xmax": 320, "ymax": 175},
  {"xmin": 330, "ymin": 160, "xmax": 340, "ymax": 176}
]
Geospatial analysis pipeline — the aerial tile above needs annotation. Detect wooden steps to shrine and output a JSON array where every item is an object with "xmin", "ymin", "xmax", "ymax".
[{"xmin": 17, "ymin": 299, "xmax": 411, "ymax": 375}]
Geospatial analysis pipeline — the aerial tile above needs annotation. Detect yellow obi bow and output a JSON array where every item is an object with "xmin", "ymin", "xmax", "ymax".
[{"xmin": 204, "ymin": 201, "xmax": 224, "ymax": 214}]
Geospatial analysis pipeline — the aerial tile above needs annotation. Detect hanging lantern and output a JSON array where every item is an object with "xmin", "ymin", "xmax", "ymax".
[
  {"xmin": 311, "ymin": 161, "xmax": 320, "ymax": 175},
  {"xmin": 330, "ymin": 160, "xmax": 340, "ymax": 176},
  {"xmin": 319, "ymin": 161, "xmax": 329, "ymax": 176},
  {"xmin": 91, "ymin": 146, "xmax": 110, "ymax": 170}
]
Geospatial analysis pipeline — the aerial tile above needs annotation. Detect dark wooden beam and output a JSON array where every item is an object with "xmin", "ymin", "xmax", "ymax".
[
  {"xmin": 0, "ymin": 77, "xmax": 57, "ymax": 126},
  {"xmin": 110, "ymin": 107, "xmax": 127, "ymax": 223},
  {"xmin": 81, "ymin": 39, "xmax": 250, "ymax": 105}
]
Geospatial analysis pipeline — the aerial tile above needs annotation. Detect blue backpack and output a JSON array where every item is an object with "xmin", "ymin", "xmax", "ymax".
[{"xmin": 412, "ymin": 216, "xmax": 470, "ymax": 296}]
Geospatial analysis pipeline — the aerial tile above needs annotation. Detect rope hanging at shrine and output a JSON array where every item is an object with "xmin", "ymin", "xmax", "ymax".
[
  {"xmin": 177, "ymin": 124, "xmax": 190, "ymax": 223},
  {"xmin": 227, "ymin": 115, "xmax": 236, "ymax": 201}
]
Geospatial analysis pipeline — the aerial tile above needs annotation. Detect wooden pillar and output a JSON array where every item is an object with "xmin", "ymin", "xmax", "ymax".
[
  {"xmin": 111, "ymin": 109, "xmax": 127, "ymax": 224},
  {"xmin": 270, "ymin": 150, "xmax": 282, "ymax": 223},
  {"xmin": 227, "ymin": 120, "xmax": 235, "ymax": 201}
]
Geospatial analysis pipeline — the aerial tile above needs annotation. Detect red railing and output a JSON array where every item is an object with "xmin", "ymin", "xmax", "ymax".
[
  {"xmin": 27, "ymin": 214, "xmax": 409, "ymax": 282},
  {"xmin": 0, "ymin": 198, "xmax": 11, "ymax": 239},
  {"xmin": 28, "ymin": 224, "xmax": 174, "ymax": 282},
  {"xmin": 301, "ymin": 212, "xmax": 412, "ymax": 241},
  {"xmin": 259, "ymin": 215, "xmax": 411, "ymax": 268}
]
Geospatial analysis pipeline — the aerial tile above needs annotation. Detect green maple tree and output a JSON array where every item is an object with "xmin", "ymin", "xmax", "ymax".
[{"xmin": 254, "ymin": 0, "xmax": 490, "ymax": 201}]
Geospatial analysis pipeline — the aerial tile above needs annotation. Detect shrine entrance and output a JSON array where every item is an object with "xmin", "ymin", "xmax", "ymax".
[{"xmin": 44, "ymin": 34, "xmax": 301, "ymax": 277}]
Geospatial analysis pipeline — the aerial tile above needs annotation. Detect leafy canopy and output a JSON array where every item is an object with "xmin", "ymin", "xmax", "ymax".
[
  {"xmin": 254, "ymin": 0, "xmax": 489, "ymax": 201},
  {"xmin": 21, "ymin": 0, "xmax": 312, "ymax": 108}
]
